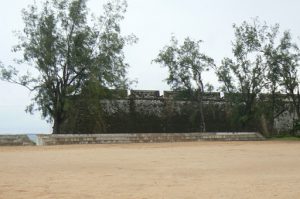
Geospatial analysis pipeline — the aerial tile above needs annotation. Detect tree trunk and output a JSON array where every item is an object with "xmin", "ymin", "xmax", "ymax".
[
  {"xmin": 53, "ymin": 116, "xmax": 62, "ymax": 134},
  {"xmin": 270, "ymin": 89, "xmax": 276, "ymax": 135},
  {"xmin": 52, "ymin": 100, "xmax": 64, "ymax": 134},
  {"xmin": 199, "ymin": 93, "xmax": 206, "ymax": 132},
  {"xmin": 296, "ymin": 89, "xmax": 300, "ymax": 119},
  {"xmin": 52, "ymin": 84, "xmax": 65, "ymax": 134},
  {"xmin": 198, "ymin": 80, "xmax": 206, "ymax": 132}
]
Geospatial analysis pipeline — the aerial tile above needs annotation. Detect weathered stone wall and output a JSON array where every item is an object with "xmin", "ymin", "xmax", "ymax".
[
  {"xmin": 274, "ymin": 109, "xmax": 296, "ymax": 133},
  {"xmin": 0, "ymin": 135, "xmax": 35, "ymax": 146},
  {"xmin": 61, "ymin": 90, "xmax": 295, "ymax": 134},
  {"xmin": 0, "ymin": 132, "xmax": 265, "ymax": 146},
  {"xmin": 36, "ymin": 132, "xmax": 265, "ymax": 146}
]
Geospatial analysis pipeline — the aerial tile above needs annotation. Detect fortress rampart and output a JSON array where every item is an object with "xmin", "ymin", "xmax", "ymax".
[{"xmin": 61, "ymin": 90, "xmax": 295, "ymax": 134}]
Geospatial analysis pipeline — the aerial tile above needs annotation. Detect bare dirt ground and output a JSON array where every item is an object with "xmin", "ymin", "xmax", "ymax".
[{"xmin": 1, "ymin": 141, "xmax": 300, "ymax": 199}]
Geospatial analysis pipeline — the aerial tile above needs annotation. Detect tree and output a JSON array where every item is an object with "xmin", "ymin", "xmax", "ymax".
[
  {"xmin": 153, "ymin": 36, "xmax": 214, "ymax": 132},
  {"xmin": 0, "ymin": 0, "xmax": 137, "ymax": 134},
  {"xmin": 263, "ymin": 29, "xmax": 282, "ymax": 130},
  {"xmin": 276, "ymin": 31, "xmax": 300, "ymax": 122},
  {"xmin": 215, "ymin": 19, "xmax": 280, "ymax": 129}
]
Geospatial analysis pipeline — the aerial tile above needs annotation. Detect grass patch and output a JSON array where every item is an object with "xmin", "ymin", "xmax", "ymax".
[{"xmin": 270, "ymin": 136, "xmax": 300, "ymax": 141}]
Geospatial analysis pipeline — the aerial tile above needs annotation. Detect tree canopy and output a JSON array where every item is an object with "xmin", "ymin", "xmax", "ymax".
[
  {"xmin": 215, "ymin": 18, "xmax": 300, "ymax": 132},
  {"xmin": 154, "ymin": 36, "xmax": 214, "ymax": 92},
  {"xmin": 154, "ymin": 36, "xmax": 214, "ymax": 131},
  {"xmin": 0, "ymin": 0, "xmax": 137, "ymax": 133}
]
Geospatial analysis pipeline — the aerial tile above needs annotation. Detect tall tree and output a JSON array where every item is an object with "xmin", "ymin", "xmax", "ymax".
[
  {"xmin": 154, "ymin": 36, "xmax": 214, "ymax": 132},
  {"xmin": 0, "ymin": 0, "xmax": 137, "ymax": 134},
  {"xmin": 215, "ymin": 19, "xmax": 280, "ymax": 128},
  {"xmin": 277, "ymin": 31, "xmax": 300, "ymax": 120},
  {"xmin": 263, "ymin": 30, "xmax": 282, "ymax": 129}
]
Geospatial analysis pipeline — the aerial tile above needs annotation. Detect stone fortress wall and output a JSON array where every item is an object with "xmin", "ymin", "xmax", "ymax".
[
  {"xmin": 36, "ymin": 132, "xmax": 265, "ymax": 146},
  {"xmin": 0, "ymin": 135, "xmax": 35, "ymax": 146},
  {"xmin": 0, "ymin": 90, "xmax": 294, "ymax": 146},
  {"xmin": 62, "ymin": 90, "xmax": 295, "ymax": 134},
  {"xmin": 0, "ymin": 132, "xmax": 265, "ymax": 146}
]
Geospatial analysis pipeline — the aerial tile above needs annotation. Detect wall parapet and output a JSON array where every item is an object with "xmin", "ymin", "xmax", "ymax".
[
  {"xmin": 36, "ymin": 132, "xmax": 265, "ymax": 146},
  {"xmin": 0, "ymin": 135, "xmax": 35, "ymax": 146},
  {"xmin": 104, "ymin": 89, "xmax": 295, "ymax": 102},
  {"xmin": 111, "ymin": 89, "xmax": 223, "ymax": 101}
]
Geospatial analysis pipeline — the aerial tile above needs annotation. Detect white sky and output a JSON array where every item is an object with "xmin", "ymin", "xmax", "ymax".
[{"xmin": 1, "ymin": 0, "xmax": 300, "ymax": 134}]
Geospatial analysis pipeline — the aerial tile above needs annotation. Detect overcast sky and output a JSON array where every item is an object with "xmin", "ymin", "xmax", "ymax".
[{"xmin": 1, "ymin": 0, "xmax": 300, "ymax": 134}]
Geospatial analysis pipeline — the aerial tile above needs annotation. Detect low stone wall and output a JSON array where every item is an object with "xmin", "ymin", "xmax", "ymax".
[
  {"xmin": 0, "ymin": 135, "xmax": 35, "ymax": 146},
  {"xmin": 36, "ymin": 132, "xmax": 265, "ymax": 146}
]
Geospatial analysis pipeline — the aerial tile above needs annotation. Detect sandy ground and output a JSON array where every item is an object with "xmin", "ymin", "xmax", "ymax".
[{"xmin": 0, "ymin": 141, "xmax": 300, "ymax": 199}]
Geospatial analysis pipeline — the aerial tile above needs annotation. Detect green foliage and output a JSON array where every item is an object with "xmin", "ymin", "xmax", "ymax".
[
  {"xmin": 154, "ymin": 36, "xmax": 214, "ymax": 131},
  {"xmin": 215, "ymin": 18, "xmax": 300, "ymax": 134},
  {"xmin": 270, "ymin": 135, "xmax": 300, "ymax": 141},
  {"xmin": 0, "ymin": 0, "xmax": 136, "ymax": 133},
  {"xmin": 63, "ymin": 78, "xmax": 107, "ymax": 134},
  {"xmin": 215, "ymin": 18, "xmax": 284, "ymax": 129},
  {"xmin": 218, "ymin": 19, "xmax": 279, "ymax": 96},
  {"xmin": 204, "ymin": 83, "xmax": 214, "ymax": 92},
  {"xmin": 153, "ymin": 36, "xmax": 214, "ymax": 91},
  {"xmin": 276, "ymin": 32, "xmax": 300, "ymax": 119}
]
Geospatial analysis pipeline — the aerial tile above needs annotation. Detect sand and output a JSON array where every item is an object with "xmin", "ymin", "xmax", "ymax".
[{"xmin": 0, "ymin": 141, "xmax": 300, "ymax": 199}]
